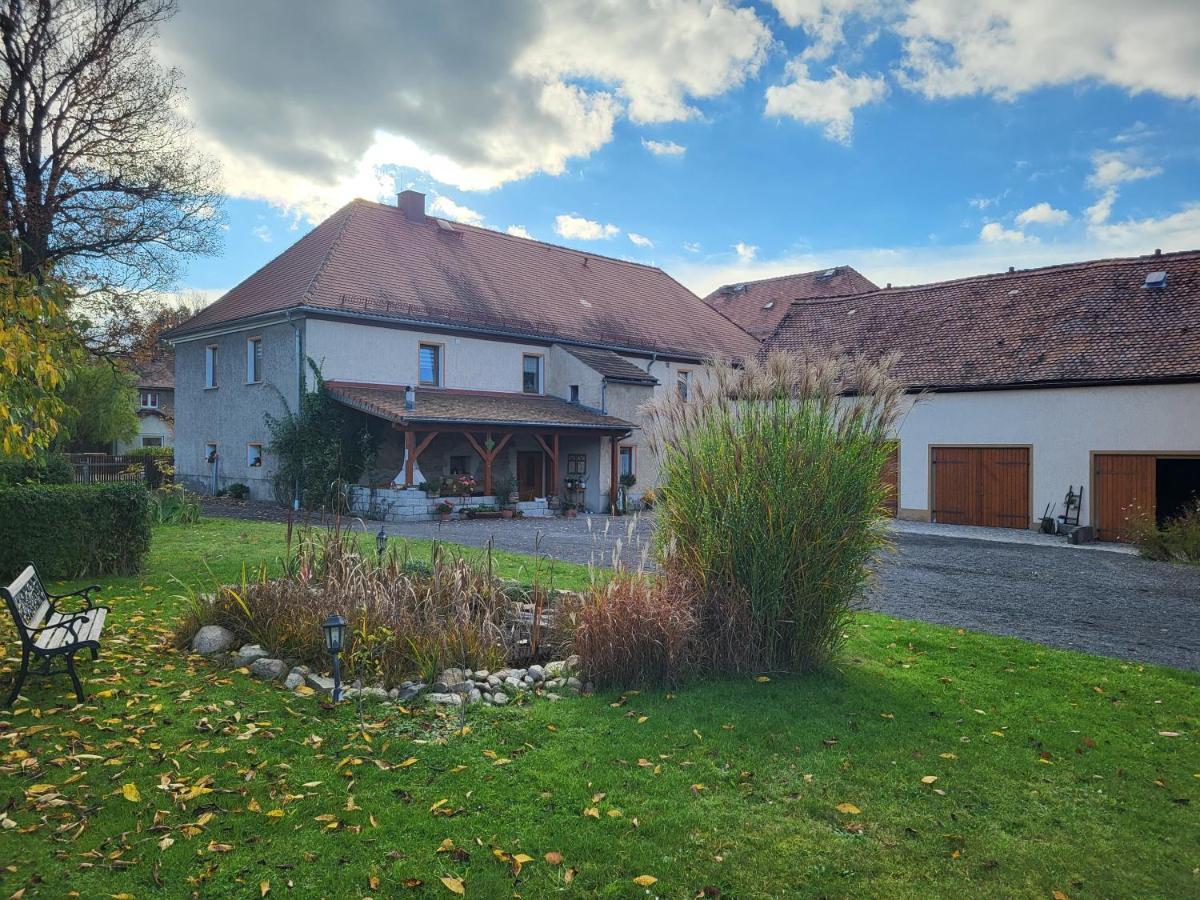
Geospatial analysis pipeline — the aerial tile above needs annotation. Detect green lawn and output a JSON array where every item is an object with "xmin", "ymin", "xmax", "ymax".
[{"xmin": 1, "ymin": 519, "xmax": 1196, "ymax": 898}]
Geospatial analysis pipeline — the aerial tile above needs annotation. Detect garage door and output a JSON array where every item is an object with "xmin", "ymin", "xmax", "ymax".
[
  {"xmin": 880, "ymin": 444, "xmax": 899, "ymax": 517},
  {"xmin": 932, "ymin": 446, "xmax": 1030, "ymax": 528},
  {"xmin": 1093, "ymin": 454, "xmax": 1155, "ymax": 541}
]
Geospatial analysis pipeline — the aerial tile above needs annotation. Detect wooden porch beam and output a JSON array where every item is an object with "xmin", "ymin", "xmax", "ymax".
[
  {"xmin": 551, "ymin": 434, "xmax": 560, "ymax": 497},
  {"xmin": 404, "ymin": 430, "xmax": 416, "ymax": 486},
  {"xmin": 413, "ymin": 431, "xmax": 439, "ymax": 458}
]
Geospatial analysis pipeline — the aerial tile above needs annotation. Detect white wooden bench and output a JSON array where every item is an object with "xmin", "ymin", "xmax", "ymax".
[{"xmin": 3, "ymin": 564, "xmax": 108, "ymax": 705}]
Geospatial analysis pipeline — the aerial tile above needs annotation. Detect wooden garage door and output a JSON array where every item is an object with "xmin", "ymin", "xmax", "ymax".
[
  {"xmin": 932, "ymin": 447, "xmax": 1030, "ymax": 528},
  {"xmin": 880, "ymin": 444, "xmax": 899, "ymax": 517},
  {"xmin": 1093, "ymin": 454, "xmax": 1155, "ymax": 542}
]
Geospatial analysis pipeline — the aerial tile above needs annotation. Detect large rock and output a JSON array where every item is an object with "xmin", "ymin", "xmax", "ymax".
[
  {"xmin": 396, "ymin": 682, "xmax": 425, "ymax": 702},
  {"xmin": 191, "ymin": 625, "xmax": 236, "ymax": 655},
  {"xmin": 250, "ymin": 657, "xmax": 287, "ymax": 680},
  {"xmin": 344, "ymin": 686, "xmax": 389, "ymax": 702},
  {"xmin": 305, "ymin": 673, "xmax": 335, "ymax": 693},
  {"xmin": 426, "ymin": 692, "xmax": 463, "ymax": 706},
  {"xmin": 489, "ymin": 692, "xmax": 509, "ymax": 706},
  {"xmin": 438, "ymin": 668, "xmax": 468, "ymax": 686},
  {"xmin": 283, "ymin": 672, "xmax": 305, "ymax": 690},
  {"xmin": 234, "ymin": 644, "xmax": 269, "ymax": 668},
  {"xmin": 526, "ymin": 664, "xmax": 545, "ymax": 682}
]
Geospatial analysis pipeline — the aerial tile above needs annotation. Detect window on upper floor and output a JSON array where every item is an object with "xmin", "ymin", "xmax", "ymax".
[
  {"xmin": 677, "ymin": 369, "xmax": 691, "ymax": 401},
  {"xmin": 205, "ymin": 346, "xmax": 218, "ymax": 388},
  {"xmin": 569, "ymin": 384, "xmax": 580, "ymax": 403},
  {"xmin": 247, "ymin": 443, "xmax": 263, "ymax": 467},
  {"xmin": 247, "ymin": 337, "xmax": 263, "ymax": 384},
  {"xmin": 419, "ymin": 343, "xmax": 442, "ymax": 386},
  {"xmin": 523, "ymin": 354, "xmax": 543, "ymax": 394},
  {"xmin": 140, "ymin": 390, "xmax": 159, "ymax": 409}
]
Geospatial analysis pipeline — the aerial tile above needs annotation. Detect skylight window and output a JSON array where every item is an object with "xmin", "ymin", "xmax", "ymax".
[
  {"xmin": 1144, "ymin": 271, "xmax": 1168, "ymax": 289},
  {"xmin": 762, "ymin": 301, "xmax": 775, "ymax": 310}
]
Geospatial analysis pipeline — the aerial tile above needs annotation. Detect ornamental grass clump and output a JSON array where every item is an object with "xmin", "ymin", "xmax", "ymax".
[{"xmin": 643, "ymin": 350, "xmax": 904, "ymax": 674}]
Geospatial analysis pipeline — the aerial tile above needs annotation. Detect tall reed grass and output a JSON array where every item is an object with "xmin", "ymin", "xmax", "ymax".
[{"xmin": 642, "ymin": 350, "xmax": 904, "ymax": 673}]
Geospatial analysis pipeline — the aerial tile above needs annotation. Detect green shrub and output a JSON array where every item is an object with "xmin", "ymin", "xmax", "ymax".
[
  {"xmin": 0, "ymin": 482, "xmax": 151, "ymax": 578},
  {"xmin": 123, "ymin": 446, "xmax": 174, "ymax": 459},
  {"xmin": 0, "ymin": 451, "xmax": 72, "ymax": 485},
  {"xmin": 1130, "ymin": 504, "xmax": 1200, "ymax": 564},
  {"xmin": 225, "ymin": 483, "xmax": 250, "ymax": 500},
  {"xmin": 642, "ymin": 351, "xmax": 903, "ymax": 675},
  {"xmin": 149, "ymin": 484, "xmax": 201, "ymax": 525}
]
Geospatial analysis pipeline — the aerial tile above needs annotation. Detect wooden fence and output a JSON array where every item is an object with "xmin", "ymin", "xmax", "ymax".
[{"xmin": 67, "ymin": 453, "xmax": 173, "ymax": 488}]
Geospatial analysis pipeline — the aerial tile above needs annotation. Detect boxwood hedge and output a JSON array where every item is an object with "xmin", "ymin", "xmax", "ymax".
[{"xmin": 0, "ymin": 482, "xmax": 151, "ymax": 580}]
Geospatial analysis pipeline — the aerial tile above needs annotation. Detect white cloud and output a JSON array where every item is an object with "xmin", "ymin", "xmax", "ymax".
[
  {"xmin": 683, "ymin": 241, "xmax": 701, "ymax": 253},
  {"xmin": 252, "ymin": 224, "xmax": 272, "ymax": 243},
  {"xmin": 1088, "ymin": 202, "xmax": 1200, "ymax": 251},
  {"xmin": 979, "ymin": 222, "xmax": 1035, "ymax": 244},
  {"xmin": 1015, "ymin": 202, "xmax": 1070, "ymax": 227},
  {"xmin": 554, "ymin": 214, "xmax": 620, "ymax": 240},
  {"xmin": 1086, "ymin": 189, "xmax": 1117, "ymax": 226},
  {"xmin": 1087, "ymin": 150, "xmax": 1163, "ymax": 188},
  {"xmin": 429, "ymin": 194, "xmax": 485, "ymax": 226},
  {"xmin": 734, "ymin": 241, "xmax": 759, "ymax": 262},
  {"xmin": 765, "ymin": 60, "xmax": 887, "ymax": 144},
  {"xmin": 769, "ymin": 0, "xmax": 889, "ymax": 61},
  {"xmin": 628, "ymin": 232, "xmax": 654, "ymax": 248},
  {"xmin": 897, "ymin": 0, "xmax": 1200, "ymax": 101},
  {"xmin": 160, "ymin": 1, "xmax": 771, "ymax": 220},
  {"xmin": 642, "ymin": 138, "xmax": 686, "ymax": 156},
  {"xmin": 506, "ymin": 225, "xmax": 533, "ymax": 239}
]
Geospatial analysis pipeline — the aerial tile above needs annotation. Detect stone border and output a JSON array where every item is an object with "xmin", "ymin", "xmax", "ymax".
[{"xmin": 189, "ymin": 625, "xmax": 590, "ymax": 707}]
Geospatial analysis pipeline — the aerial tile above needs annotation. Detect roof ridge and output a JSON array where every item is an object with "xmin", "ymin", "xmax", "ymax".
[
  {"xmin": 710, "ymin": 265, "xmax": 855, "ymax": 294},
  {"xmin": 350, "ymin": 197, "xmax": 669, "ymax": 276}
]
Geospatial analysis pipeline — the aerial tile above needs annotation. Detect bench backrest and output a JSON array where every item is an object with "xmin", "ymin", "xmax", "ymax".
[{"xmin": 2, "ymin": 565, "xmax": 49, "ymax": 645}]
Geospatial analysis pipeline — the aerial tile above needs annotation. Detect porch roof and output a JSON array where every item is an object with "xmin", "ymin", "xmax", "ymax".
[{"xmin": 326, "ymin": 381, "xmax": 635, "ymax": 432}]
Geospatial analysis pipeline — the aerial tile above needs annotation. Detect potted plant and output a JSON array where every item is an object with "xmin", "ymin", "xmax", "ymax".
[
  {"xmin": 453, "ymin": 473, "xmax": 477, "ymax": 497},
  {"xmin": 495, "ymin": 476, "xmax": 518, "ymax": 517},
  {"xmin": 423, "ymin": 476, "xmax": 443, "ymax": 497},
  {"xmin": 435, "ymin": 500, "xmax": 453, "ymax": 522},
  {"xmin": 563, "ymin": 500, "xmax": 578, "ymax": 519}
]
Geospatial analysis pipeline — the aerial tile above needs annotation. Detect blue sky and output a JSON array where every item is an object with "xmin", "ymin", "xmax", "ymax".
[{"xmin": 166, "ymin": 1, "xmax": 1200, "ymax": 302}]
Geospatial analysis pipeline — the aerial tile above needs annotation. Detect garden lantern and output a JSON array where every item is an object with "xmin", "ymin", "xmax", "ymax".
[
  {"xmin": 321, "ymin": 613, "xmax": 347, "ymax": 702},
  {"xmin": 376, "ymin": 526, "xmax": 387, "ymax": 556}
]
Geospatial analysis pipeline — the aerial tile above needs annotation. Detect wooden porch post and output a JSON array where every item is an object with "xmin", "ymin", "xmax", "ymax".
[
  {"xmin": 483, "ymin": 432, "xmax": 493, "ymax": 495},
  {"xmin": 404, "ymin": 430, "xmax": 416, "ymax": 485},
  {"xmin": 551, "ymin": 434, "xmax": 560, "ymax": 497},
  {"xmin": 463, "ymin": 432, "xmax": 512, "ymax": 497},
  {"xmin": 609, "ymin": 435, "xmax": 619, "ymax": 514}
]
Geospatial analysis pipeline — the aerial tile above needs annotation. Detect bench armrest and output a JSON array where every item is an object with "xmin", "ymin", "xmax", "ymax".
[{"xmin": 48, "ymin": 585, "xmax": 101, "ymax": 612}]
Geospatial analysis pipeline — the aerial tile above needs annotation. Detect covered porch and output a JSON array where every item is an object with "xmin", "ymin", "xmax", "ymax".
[{"xmin": 326, "ymin": 382, "xmax": 635, "ymax": 514}]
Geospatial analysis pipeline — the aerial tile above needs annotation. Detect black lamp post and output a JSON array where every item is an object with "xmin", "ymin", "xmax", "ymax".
[
  {"xmin": 321, "ymin": 614, "xmax": 347, "ymax": 702},
  {"xmin": 376, "ymin": 526, "xmax": 387, "ymax": 557}
]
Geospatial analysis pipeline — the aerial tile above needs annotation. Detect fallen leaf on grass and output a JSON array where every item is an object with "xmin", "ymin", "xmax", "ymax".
[
  {"xmin": 544, "ymin": 851, "xmax": 564, "ymax": 864},
  {"xmin": 921, "ymin": 776, "xmax": 938, "ymax": 785},
  {"xmin": 633, "ymin": 875, "xmax": 658, "ymax": 886},
  {"xmin": 260, "ymin": 880, "xmax": 271, "ymax": 896},
  {"xmin": 755, "ymin": 676, "xmax": 770, "ymax": 683},
  {"xmin": 583, "ymin": 807, "xmax": 600, "ymax": 819},
  {"xmin": 121, "ymin": 783, "xmax": 140, "ymax": 802},
  {"xmin": 441, "ymin": 875, "xmax": 466, "ymax": 894},
  {"xmin": 836, "ymin": 803, "xmax": 861, "ymax": 815},
  {"xmin": 398, "ymin": 757, "xmax": 418, "ymax": 768}
]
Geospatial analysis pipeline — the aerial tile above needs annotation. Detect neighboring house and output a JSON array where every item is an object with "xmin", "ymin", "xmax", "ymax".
[
  {"xmin": 766, "ymin": 249, "xmax": 1200, "ymax": 539},
  {"xmin": 703, "ymin": 266, "xmax": 878, "ymax": 338},
  {"xmin": 165, "ymin": 191, "xmax": 758, "ymax": 510},
  {"xmin": 115, "ymin": 354, "xmax": 175, "ymax": 453}
]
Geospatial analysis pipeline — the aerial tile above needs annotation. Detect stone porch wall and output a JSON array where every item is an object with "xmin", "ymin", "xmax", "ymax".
[{"xmin": 348, "ymin": 487, "xmax": 554, "ymax": 522}]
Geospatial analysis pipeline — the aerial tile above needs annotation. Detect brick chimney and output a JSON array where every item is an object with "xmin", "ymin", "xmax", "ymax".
[{"xmin": 397, "ymin": 190, "xmax": 425, "ymax": 220}]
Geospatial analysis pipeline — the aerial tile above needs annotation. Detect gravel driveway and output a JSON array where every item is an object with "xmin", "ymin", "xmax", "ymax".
[{"xmin": 205, "ymin": 502, "xmax": 1200, "ymax": 670}]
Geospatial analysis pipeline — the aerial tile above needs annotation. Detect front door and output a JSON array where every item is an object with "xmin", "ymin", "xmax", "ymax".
[{"xmin": 517, "ymin": 451, "xmax": 544, "ymax": 501}]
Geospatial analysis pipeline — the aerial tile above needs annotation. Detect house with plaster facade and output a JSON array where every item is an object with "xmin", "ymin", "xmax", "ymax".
[{"xmin": 166, "ymin": 191, "xmax": 758, "ymax": 514}]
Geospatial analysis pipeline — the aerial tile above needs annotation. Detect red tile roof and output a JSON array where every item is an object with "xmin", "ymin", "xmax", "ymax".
[
  {"xmin": 765, "ymin": 250, "xmax": 1200, "ymax": 390},
  {"xmin": 562, "ymin": 346, "xmax": 658, "ymax": 384},
  {"xmin": 703, "ymin": 266, "xmax": 878, "ymax": 338},
  {"xmin": 172, "ymin": 199, "xmax": 759, "ymax": 361},
  {"xmin": 326, "ymin": 382, "xmax": 634, "ymax": 431}
]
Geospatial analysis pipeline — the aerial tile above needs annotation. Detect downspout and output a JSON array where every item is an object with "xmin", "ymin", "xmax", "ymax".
[{"xmin": 285, "ymin": 310, "xmax": 305, "ymax": 509}]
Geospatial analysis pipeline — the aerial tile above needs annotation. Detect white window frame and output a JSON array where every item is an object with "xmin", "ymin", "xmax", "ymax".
[
  {"xmin": 141, "ymin": 436, "xmax": 164, "ymax": 448},
  {"xmin": 677, "ymin": 368, "xmax": 691, "ymax": 401},
  {"xmin": 619, "ymin": 444, "xmax": 635, "ymax": 478},
  {"xmin": 522, "ymin": 353, "xmax": 544, "ymax": 395},
  {"xmin": 418, "ymin": 342, "xmax": 443, "ymax": 387},
  {"xmin": 140, "ymin": 390, "xmax": 159, "ymax": 409},
  {"xmin": 247, "ymin": 443, "xmax": 263, "ymax": 468},
  {"xmin": 205, "ymin": 345, "xmax": 218, "ymax": 389},
  {"xmin": 246, "ymin": 337, "xmax": 263, "ymax": 384}
]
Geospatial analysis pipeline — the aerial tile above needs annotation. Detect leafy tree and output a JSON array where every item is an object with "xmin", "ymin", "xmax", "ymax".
[
  {"xmin": 58, "ymin": 357, "xmax": 138, "ymax": 451},
  {"xmin": 266, "ymin": 361, "xmax": 372, "ymax": 510},
  {"xmin": 0, "ymin": 0, "xmax": 222, "ymax": 331},
  {"xmin": 0, "ymin": 255, "xmax": 79, "ymax": 457}
]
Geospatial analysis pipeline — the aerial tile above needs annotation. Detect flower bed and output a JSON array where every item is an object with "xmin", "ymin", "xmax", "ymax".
[{"xmin": 178, "ymin": 528, "xmax": 590, "ymax": 705}]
